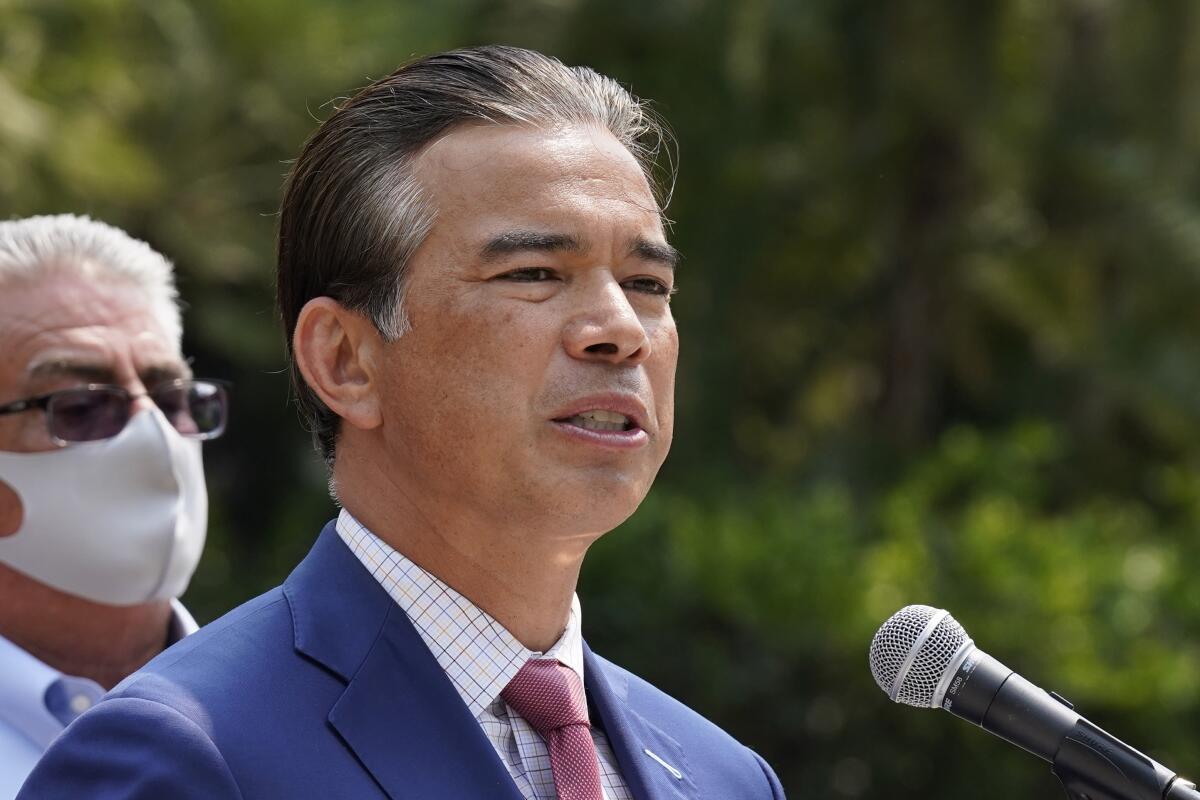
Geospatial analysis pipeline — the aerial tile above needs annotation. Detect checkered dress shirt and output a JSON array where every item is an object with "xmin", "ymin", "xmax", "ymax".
[{"xmin": 337, "ymin": 510, "xmax": 632, "ymax": 800}]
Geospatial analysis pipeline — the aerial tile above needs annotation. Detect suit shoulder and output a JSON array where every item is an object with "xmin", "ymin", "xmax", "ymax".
[
  {"xmin": 17, "ymin": 695, "xmax": 243, "ymax": 799},
  {"xmin": 109, "ymin": 588, "xmax": 295, "ymax": 710}
]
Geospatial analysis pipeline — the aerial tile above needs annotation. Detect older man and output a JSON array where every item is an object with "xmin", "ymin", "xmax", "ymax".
[
  {"xmin": 0, "ymin": 215, "xmax": 227, "ymax": 797},
  {"xmin": 19, "ymin": 48, "xmax": 784, "ymax": 799}
]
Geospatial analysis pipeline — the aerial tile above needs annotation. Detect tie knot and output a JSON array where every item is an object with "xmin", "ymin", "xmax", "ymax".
[{"xmin": 501, "ymin": 659, "xmax": 589, "ymax": 735}]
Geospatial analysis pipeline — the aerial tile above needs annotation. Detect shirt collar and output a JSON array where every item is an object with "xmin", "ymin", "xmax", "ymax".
[
  {"xmin": 168, "ymin": 598, "xmax": 200, "ymax": 642},
  {"xmin": 0, "ymin": 600, "xmax": 198, "ymax": 749},
  {"xmin": 335, "ymin": 508, "xmax": 586, "ymax": 720},
  {"xmin": 0, "ymin": 632, "xmax": 74, "ymax": 750}
]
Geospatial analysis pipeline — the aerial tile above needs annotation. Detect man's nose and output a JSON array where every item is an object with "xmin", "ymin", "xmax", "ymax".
[
  {"xmin": 123, "ymin": 377, "xmax": 158, "ymax": 414},
  {"xmin": 562, "ymin": 278, "xmax": 652, "ymax": 365},
  {"xmin": 130, "ymin": 395, "xmax": 158, "ymax": 414}
]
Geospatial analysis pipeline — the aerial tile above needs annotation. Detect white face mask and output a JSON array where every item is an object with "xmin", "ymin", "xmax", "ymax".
[{"xmin": 0, "ymin": 409, "xmax": 207, "ymax": 606}]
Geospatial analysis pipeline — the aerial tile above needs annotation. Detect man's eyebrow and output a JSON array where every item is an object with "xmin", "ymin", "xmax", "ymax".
[
  {"xmin": 630, "ymin": 237, "xmax": 681, "ymax": 270},
  {"xmin": 480, "ymin": 230, "xmax": 680, "ymax": 271},
  {"xmin": 479, "ymin": 231, "xmax": 585, "ymax": 261},
  {"xmin": 142, "ymin": 364, "xmax": 192, "ymax": 385},
  {"xmin": 27, "ymin": 359, "xmax": 189, "ymax": 386},
  {"xmin": 27, "ymin": 359, "xmax": 116, "ymax": 384}
]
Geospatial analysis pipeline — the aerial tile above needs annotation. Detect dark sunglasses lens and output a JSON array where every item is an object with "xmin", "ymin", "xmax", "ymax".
[
  {"xmin": 48, "ymin": 388, "xmax": 129, "ymax": 443},
  {"xmin": 153, "ymin": 381, "xmax": 227, "ymax": 438}
]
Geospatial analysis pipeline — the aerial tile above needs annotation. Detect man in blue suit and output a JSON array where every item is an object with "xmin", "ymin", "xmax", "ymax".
[{"xmin": 19, "ymin": 46, "xmax": 786, "ymax": 799}]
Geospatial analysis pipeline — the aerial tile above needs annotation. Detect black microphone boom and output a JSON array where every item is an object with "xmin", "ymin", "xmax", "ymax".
[{"xmin": 869, "ymin": 605, "xmax": 1200, "ymax": 800}]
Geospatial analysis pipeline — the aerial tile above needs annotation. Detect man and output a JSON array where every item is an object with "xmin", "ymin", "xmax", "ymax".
[
  {"xmin": 0, "ymin": 214, "xmax": 227, "ymax": 798},
  {"xmin": 19, "ymin": 47, "xmax": 785, "ymax": 799}
]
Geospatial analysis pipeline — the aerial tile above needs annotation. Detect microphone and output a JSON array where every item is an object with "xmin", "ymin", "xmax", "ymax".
[{"xmin": 869, "ymin": 605, "xmax": 1200, "ymax": 800}]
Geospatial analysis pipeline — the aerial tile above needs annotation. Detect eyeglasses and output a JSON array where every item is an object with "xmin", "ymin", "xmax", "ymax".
[{"xmin": 0, "ymin": 379, "xmax": 229, "ymax": 446}]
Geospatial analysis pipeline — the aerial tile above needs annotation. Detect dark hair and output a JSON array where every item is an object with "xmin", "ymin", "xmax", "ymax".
[{"xmin": 277, "ymin": 45, "xmax": 675, "ymax": 464}]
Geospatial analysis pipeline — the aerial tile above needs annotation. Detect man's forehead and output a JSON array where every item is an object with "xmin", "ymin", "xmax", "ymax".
[
  {"xmin": 413, "ymin": 126, "xmax": 666, "ymax": 263},
  {"xmin": 416, "ymin": 123, "xmax": 657, "ymax": 206},
  {"xmin": 2, "ymin": 316, "xmax": 179, "ymax": 366},
  {"xmin": 0, "ymin": 279, "xmax": 184, "ymax": 390}
]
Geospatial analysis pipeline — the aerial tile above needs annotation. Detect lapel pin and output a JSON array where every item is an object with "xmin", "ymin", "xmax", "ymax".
[{"xmin": 643, "ymin": 748, "xmax": 683, "ymax": 780}]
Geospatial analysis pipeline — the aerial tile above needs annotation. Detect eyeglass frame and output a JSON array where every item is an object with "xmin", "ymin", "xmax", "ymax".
[{"xmin": 0, "ymin": 378, "xmax": 230, "ymax": 447}]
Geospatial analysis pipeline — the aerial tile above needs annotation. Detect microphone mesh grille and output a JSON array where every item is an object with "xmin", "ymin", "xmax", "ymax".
[{"xmin": 869, "ymin": 605, "xmax": 971, "ymax": 708}]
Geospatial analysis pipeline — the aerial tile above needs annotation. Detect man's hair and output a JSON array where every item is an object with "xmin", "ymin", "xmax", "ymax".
[
  {"xmin": 0, "ymin": 214, "xmax": 182, "ymax": 346},
  {"xmin": 277, "ymin": 45, "xmax": 675, "ymax": 464}
]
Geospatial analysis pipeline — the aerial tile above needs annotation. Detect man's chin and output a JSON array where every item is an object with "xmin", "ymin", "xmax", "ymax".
[{"xmin": 546, "ymin": 475, "xmax": 653, "ymax": 535}]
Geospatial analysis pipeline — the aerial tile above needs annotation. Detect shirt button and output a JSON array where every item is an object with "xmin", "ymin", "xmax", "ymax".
[{"xmin": 69, "ymin": 694, "xmax": 93, "ymax": 715}]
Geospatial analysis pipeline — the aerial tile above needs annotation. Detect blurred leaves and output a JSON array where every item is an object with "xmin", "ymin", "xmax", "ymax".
[{"xmin": 4, "ymin": 0, "xmax": 1200, "ymax": 796}]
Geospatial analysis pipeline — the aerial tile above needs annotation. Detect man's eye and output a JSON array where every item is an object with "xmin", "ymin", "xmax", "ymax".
[
  {"xmin": 623, "ymin": 277, "xmax": 673, "ymax": 296},
  {"xmin": 500, "ymin": 268, "xmax": 557, "ymax": 282}
]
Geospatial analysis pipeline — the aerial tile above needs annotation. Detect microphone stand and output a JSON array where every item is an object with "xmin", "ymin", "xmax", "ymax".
[{"xmin": 1051, "ymin": 718, "xmax": 1200, "ymax": 800}]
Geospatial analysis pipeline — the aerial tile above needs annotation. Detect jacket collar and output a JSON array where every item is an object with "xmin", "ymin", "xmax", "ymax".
[{"xmin": 283, "ymin": 522, "xmax": 523, "ymax": 800}]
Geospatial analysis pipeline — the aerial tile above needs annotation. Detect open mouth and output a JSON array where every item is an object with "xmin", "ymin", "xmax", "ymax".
[{"xmin": 555, "ymin": 409, "xmax": 638, "ymax": 432}]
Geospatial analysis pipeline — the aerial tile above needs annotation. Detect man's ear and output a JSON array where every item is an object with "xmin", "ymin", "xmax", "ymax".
[
  {"xmin": 292, "ymin": 297, "xmax": 384, "ymax": 432},
  {"xmin": 0, "ymin": 481, "xmax": 22, "ymax": 538}
]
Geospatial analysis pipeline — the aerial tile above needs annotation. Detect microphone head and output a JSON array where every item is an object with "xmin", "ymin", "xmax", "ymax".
[{"xmin": 869, "ymin": 604, "xmax": 974, "ymax": 708}]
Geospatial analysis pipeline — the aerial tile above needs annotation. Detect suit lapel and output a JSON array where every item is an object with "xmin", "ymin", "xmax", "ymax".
[
  {"xmin": 585, "ymin": 644, "xmax": 698, "ymax": 800},
  {"xmin": 328, "ymin": 603, "xmax": 524, "ymax": 800},
  {"xmin": 285, "ymin": 524, "xmax": 523, "ymax": 800}
]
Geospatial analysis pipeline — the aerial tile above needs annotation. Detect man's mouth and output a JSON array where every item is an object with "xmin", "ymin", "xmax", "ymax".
[{"xmin": 557, "ymin": 409, "xmax": 636, "ymax": 432}]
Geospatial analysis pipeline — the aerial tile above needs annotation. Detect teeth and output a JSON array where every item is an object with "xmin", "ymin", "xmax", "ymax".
[
  {"xmin": 568, "ymin": 410, "xmax": 631, "ymax": 431},
  {"xmin": 582, "ymin": 410, "xmax": 628, "ymax": 424}
]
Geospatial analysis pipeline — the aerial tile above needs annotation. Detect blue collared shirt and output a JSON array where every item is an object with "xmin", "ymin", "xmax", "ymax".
[{"xmin": 0, "ymin": 600, "xmax": 197, "ymax": 799}]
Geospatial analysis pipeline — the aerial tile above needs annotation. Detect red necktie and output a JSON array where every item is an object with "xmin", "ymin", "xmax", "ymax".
[{"xmin": 501, "ymin": 659, "xmax": 604, "ymax": 800}]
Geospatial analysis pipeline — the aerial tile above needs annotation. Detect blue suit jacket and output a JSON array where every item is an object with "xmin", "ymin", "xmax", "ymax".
[{"xmin": 18, "ymin": 523, "xmax": 785, "ymax": 799}]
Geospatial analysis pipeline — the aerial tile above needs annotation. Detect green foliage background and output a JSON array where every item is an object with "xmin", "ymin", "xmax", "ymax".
[{"xmin": 4, "ymin": 0, "xmax": 1200, "ymax": 796}]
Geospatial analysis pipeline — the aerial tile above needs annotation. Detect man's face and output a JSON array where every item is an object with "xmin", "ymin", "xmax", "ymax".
[
  {"xmin": 0, "ymin": 273, "xmax": 186, "ymax": 455},
  {"xmin": 372, "ymin": 123, "xmax": 678, "ymax": 538}
]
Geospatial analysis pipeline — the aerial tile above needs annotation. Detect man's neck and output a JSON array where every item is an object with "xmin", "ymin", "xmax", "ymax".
[
  {"xmin": 337, "ymin": 461, "xmax": 595, "ymax": 653},
  {"xmin": 0, "ymin": 564, "xmax": 172, "ymax": 689}
]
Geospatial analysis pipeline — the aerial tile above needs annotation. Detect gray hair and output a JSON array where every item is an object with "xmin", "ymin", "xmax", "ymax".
[
  {"xmin": 278, "ymin": 45, "xmax": 676, "ymax": 465},
  {"xmin": 0, "ymin": 214, "xmax": 183, "ymax": 346}
]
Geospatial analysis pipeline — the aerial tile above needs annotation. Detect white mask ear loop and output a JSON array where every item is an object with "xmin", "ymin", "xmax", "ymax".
[{"xmin": 0, "ymin": 409, "xmax": 208, "ymax": 605}]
